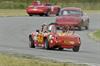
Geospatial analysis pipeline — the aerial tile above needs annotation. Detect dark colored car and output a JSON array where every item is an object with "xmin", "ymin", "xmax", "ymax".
[
  {"xmin": 26, "ymin": 1, "xmax": 60, "ymax": 16},
  {"xmin": 56, "ymin": 7, "xmax": 89, "ymax": 30}
]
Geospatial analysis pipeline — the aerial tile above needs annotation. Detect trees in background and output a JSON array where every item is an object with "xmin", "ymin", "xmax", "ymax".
[{"xmin": 0, "ymin": 0, "xmax": 100, "ymax": 9}]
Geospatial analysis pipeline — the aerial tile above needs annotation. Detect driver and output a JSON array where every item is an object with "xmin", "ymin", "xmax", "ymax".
[
  {"xmin": 41, "ymin": 23, "xmax": 48, "ymax": 33},
  {"xmin": 61, "ymin": 25, "xmax": 73, "ymax": 35}
]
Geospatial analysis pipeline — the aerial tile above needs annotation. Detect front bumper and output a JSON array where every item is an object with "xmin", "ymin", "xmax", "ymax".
[{"xmin": 49, "ymin": 39, "xmax": 80, "ymax": 48}]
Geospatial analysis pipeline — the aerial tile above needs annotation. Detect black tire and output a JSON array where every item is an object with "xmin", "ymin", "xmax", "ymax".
[
  {"xmin": 56, "ymin": 8, "xmax": 60, "ymax": 16},
  {"xmin": 44, "ymin": 39, "xmax": 49, "ymax": 49},
  {"xmin": 58, "ymin": 47, "xmax": 63, "ymax": 51},
  {"xmin": 85, "ymin": 26, "xmax": 88, "ymax": 30},
  {"xmin": 29, "ymin": 14, "xmax": 33, "ymax": 16},
  {"xmin": 56, "ymin": 27, "xmax": 60, "ymax": 30},
  {"xmin": 39, "ymin": 14, "xmax": 44, "ymax": 16},
  {"xmin": 56, "ymin": 12, "xmax": 59, "ymax": 16},
  {"xmin": 45, "ymin": 11, "xmax": 50, "ymax": 16},
  {"xmin": 85, "ymin": 21, "xmax": 89, "ymax": 30},
  {"xmin": 29, "ymin": 35, "xmax": 35, "ymax": 48},
  {"xmin": 72, "ymin": 46, "xmax": 80, "ymax": 52},
  {"xmin": 78, "ymin": 26, "xmax": 82, "ymax": 31}
]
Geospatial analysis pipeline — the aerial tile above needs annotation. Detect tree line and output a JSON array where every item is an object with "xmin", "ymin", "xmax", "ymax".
[
  {"xmin": 0, "ymin": 0, "xmax": 100, "ymax": 3},
  {"xmin": 0, "ymin": 0, "xmax": 99, "ymax": 9}
]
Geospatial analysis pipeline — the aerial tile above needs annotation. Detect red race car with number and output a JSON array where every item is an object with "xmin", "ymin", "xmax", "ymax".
[
  {"xmin": 29, "ymin": 24, "xmax": 81, "ymax": 52},
  {"xmin": 56, "ymin": 7, "xmax": 89, "ymax": 30},
  {"xmin": 26, "ymin": 1, "xmax": 60, "ymax": 16}
]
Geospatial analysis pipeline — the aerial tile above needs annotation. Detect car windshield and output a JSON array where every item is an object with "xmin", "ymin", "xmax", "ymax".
[
  {"xmin": 48, "ymin": 25, "xmax": 56, "ymax": 33},
  {"xmin": 61, "ymin": 10, "xmax": 83, "ymax": 16}
]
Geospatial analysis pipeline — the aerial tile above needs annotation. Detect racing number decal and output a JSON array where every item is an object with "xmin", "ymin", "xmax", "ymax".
[{"xmin": 37, "ymin": 34, "xmax": 43, "ymax": 43}]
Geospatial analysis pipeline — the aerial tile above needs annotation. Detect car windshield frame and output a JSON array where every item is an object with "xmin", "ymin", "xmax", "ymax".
[{"xmin": 60, "ymin": 10, "xmax": 83, "ymax": 16}]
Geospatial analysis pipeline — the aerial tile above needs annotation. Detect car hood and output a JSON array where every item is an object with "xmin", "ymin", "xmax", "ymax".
[
  {"xmin": 56, "ymin": 33, "xmax": 80, "ymax": 41},
  {"xmin": 56, "ymin": 15, "xmax": 81, "ymax": 25},
  {"xmin": 27, "ymin": 5, "xmax": 47, "ymax": 9},
  {"xmin": 57, "ymin": 33, "xmax": 79, "ymax": 38}
]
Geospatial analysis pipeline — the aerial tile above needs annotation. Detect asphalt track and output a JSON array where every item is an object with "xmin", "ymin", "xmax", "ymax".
[{"xmin": 0, "ymin": 14, "xmax": 100, "ymax": 66}]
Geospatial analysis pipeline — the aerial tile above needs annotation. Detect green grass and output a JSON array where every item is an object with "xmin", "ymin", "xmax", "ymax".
[
  {"xmin": 0, "ymin": 9, "xmax": 100, "ymax": 17},
  {"xmin": 60, "ymin": 3, "xmax": 100, "ymax": 10},
  {"xmin": 0, "ymin": 9, "xmax": 27, "ymax": 16},
  {"xmin": 84, "ymin": 10, "xmax": 100, "ymax": 13},
  {"xmin": 0, "ymin": 53, "xmax": 89, "ymax": 66},
  {"xmin": 0, "ymin": 1, "xmax": 28, "ymax": 9},
  {"xmin": 92, "ymin": 30, "xmax": 100, "ymax": 40},
  {"xmin": 0, "ymin": 0, "xmax": 100, "ymax": 10}
]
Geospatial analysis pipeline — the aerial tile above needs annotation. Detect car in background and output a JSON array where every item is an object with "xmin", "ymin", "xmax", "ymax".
[
  {"xmin": 29, "ymin": 24, "xmax": 81, "ymax": 52},
  {"xmin": 26, "ymin": 1, "xmax": 60, "ymax": 16},
  {"xmin": 56, "ymin": 7, "xmax": 89, "ymax": 30}
]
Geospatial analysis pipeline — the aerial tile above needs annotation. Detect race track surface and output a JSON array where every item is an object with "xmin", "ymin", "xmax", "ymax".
[{"xmin": 0, "ymin": 14, "xmax": 100, "ymax": 65}]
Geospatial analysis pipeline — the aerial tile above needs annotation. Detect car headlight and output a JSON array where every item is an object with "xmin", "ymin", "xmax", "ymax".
[
  {"xmin": 69, "ymin": 41, "xmax": 75, "ymax": 44},
  {"xmin": 50, "ymin": 40, "xmax": 53, "ymax": 44}
]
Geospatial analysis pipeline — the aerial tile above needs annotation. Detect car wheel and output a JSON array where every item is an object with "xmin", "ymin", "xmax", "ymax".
[
  {"xmin": 56, "ymin": 27, "xmax": 60, "ymax": 30},
  {"xmin": 56, "ymin": 12, "xmax": 59, "ymax": 16},
  {"xmin": 45, "ymin": 11, "xmax": 50, "ymax": 16},
  {"xmin": 44, "ymin": 39, "xmax": 49, "ymax": 49},
  {"xmin": 29, "ymin": 34, "xmax": 35, "ymax": 48},
  {"xmin": 78, "ymin": 26, "xmax": 82, "ymax": 31},
  {"xmin": 58, "ymin": 47, "xmax": 63, "ymax": 51},
  {"xmin": 29, "ymin": 14, "xmax": 33, "ymax": 16},
  {"xmin": 85, "ymin": 26, "xmax": 88, "ymax": 30},
  {"xmin": 39, "ymin": 14, "xmax": 44, "ymax": 16},
  {"xmin": 72, "ymin": 46, "xmax": 80, "ymax": 52},
  {"xmin": 56, "ymin": 8, "xmax": 60, "ymax": 16},
  {"xmin": 85, "ymin": 21, "xmax": 89, "ymax": 30}
]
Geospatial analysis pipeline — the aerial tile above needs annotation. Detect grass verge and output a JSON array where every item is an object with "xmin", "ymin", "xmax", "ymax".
[
  {"xmin": 0, "ymin": 9, "xmax": 27, "ymax": 16},
  {"xmin": 0, "ymin": 9, "xmax": 100, "ymax": 17},
  {"xmin": 84, "ymin": 10, "xmax": 100, "ymax": 14},
  {"xmin": 0, "ymin": 0, "xmax": 100, "ymax": 10},
  {"xmin": 0, "ymin": 52, "xmax": 89, "ymax": 66},
  {"xmin": 89, "ymin": 30, "xmax": 100, "ymax": 41},
  {"xmin": 92, "ymin": 30, "xmax": 100, "ymax": 41}
]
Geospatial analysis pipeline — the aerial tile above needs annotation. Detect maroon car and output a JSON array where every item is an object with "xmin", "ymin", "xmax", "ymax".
[
  {"xmin": 26, "ymin": 1, "xmax": 60, "ymax": 16},
  {"xmin": 56, "ymin": 7, "xmax": 89, "ymax": 30}
]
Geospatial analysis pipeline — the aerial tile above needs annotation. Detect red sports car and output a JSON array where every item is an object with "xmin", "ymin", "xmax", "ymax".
[
  {"xmin": 26, "ymin": 1, "xmax": 60, "ymax": 16},
  {"xmin": 29, "ymin": 24, "xmax": 81, "ymax": 52},
  {"xmin": 56, "ymin": 7, "xmax": 89, "ymax": 30}
]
